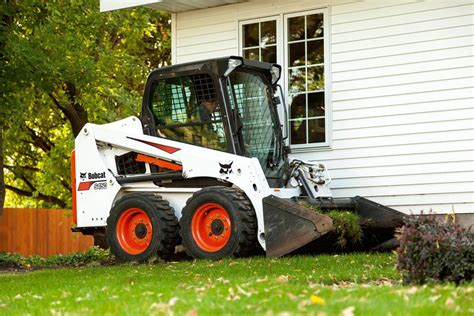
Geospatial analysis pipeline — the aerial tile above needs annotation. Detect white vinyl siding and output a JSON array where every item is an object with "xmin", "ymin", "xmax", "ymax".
[{"xmin": 174, "ymin": 0, "xmax": 474, "ymax": 215}]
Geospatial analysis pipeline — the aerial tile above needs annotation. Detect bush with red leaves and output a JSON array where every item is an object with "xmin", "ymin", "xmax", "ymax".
[{"xmin": 396, "ymin": 214, "xmax": 473, "ymax": 284}]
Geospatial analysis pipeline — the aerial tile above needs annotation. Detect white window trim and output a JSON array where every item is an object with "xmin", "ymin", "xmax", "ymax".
[
  {"xmin": 238, "ymin": 15, "xmax": 283, "ymax": 68},
  {"xmin": 171, "ymin": 12, "xmax": 177, "ymax": 64},
  {"xmin": 284, "ymin": 8, "xmax": 332, "ymax": 151},
  {"xmin": 237, "ymin": 8, "xmax": 332, "ymax": 152}
]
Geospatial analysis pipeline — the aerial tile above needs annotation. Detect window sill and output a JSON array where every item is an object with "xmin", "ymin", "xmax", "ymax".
[{"xmin": 289, "ymin": 142, "xmax": 332, "ymax": 154}]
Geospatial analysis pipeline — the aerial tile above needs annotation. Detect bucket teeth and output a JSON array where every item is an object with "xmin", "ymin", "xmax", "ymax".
[{"xmin": 263, "ymin": 195, "xmax": 333, "ymax": 257}]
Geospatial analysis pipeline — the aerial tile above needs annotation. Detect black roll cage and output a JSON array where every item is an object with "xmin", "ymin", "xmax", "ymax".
[{"xmin": 140, "ymin": 56, "xmax": 286, "ymax": 174}]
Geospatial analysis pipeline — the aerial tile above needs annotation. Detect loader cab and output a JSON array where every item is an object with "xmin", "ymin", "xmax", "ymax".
[{"xmin": 141, "ymin": 57, "xmax": 287, "ymax": 183}]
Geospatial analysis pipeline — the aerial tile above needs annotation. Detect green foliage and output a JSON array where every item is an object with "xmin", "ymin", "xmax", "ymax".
[
  {"xmin": 0, "ymin": 0, "xmax": 171, "ymax": 208},
  {"xmin": 0, "ymin": 246, "xmax": 113, "ymax": 269},
  {"xmin": 326, "ymin": 210, "xmax": 362, "ymax": 248},
  {"xmin": 396, "ymin": 214, "xmax": 474, "ymax": 285},
  {"xmin": 300, "ymin": 202, "xmax": 363, "ymax": 248}
]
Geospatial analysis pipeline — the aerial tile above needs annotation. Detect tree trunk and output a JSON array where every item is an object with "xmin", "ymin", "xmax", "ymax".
[
  {"xmin": 48, "ymin": 92, "xmax": 88, "ymax": 137},
  {"xmin": 66, "ymin": 104, "xmax": 89, "ymax": 137},
  {"xmin": 0, "ymin": 127, "xmax": 5, "ymax": 217}
]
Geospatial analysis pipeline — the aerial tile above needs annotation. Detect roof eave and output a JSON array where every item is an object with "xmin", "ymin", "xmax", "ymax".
[{"xmin": 100, "ymin": 0, "xmax": 246, "ymax": 13}]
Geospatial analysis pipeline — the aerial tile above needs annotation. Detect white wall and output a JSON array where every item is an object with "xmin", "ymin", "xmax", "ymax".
[{"xmin": 174, "ymin": 0, "xmax": 474, "ymax": 214}]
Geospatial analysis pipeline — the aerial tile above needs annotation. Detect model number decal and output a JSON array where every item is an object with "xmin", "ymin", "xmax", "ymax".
[{"xmin": 93, "ymin": 182, "xmax": 107, "ymax": 190}]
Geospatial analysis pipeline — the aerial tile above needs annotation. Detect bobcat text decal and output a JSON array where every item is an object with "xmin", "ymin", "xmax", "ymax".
[{"xmin": 77, "ymin": 171, "xmax": 107, "ymax": 191}]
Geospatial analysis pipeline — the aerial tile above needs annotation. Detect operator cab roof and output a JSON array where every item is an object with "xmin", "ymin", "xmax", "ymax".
[{"xmin": 147, "ymin": 56, "xmax": 281, "ymax": 85}]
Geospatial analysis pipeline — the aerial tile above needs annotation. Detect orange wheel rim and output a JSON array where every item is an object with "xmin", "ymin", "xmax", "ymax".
[
  {"xmin": 116, "ymin": 208, "xmax": 152, "ymax": 255},
  {"xmin": 191, "ymin": 203, "xmax": 231, "ymax": 252}
]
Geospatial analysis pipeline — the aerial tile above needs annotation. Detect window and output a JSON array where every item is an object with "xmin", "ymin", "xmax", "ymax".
[
  {"xmin": 286, "ymin": 11, "xmax": 327, "ymax": 146},
  {"xmin": 149, "ymin": 74, "xmax": 227, "ymax": 151},
  {"xmin": 239, "ymin": 10, "xmax": 330, "ymax": 149},
  {"xmin": 241, "ymin": 18, "xmax": 278, "ymax": 63}
]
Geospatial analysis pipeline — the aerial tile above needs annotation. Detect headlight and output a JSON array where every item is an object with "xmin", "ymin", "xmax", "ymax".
[{"xmin": 224, "ymin": 56, "xmax": 243, "ymax": 76}]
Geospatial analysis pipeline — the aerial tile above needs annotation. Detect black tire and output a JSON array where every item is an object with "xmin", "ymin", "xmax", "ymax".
[
  {"xmin": 106, "ymin": 193, "xmax": 179, "ymax": 262},
  {"xmin": 180, "ymin": 186, "xmax": 258, "ymax": 259}
]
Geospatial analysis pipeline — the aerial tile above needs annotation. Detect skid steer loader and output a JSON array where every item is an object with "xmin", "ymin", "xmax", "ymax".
[{"xmin": 71, "ymin": 57, "xmax": 405, "ymax": 261}]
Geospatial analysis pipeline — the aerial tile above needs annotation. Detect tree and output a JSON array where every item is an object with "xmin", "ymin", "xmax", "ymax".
[{"xmin": 0, "ymin": 0, "xmax": 171, "ymax": 209}]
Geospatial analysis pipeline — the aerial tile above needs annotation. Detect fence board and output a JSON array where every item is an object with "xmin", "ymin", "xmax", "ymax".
[
  {"xmin": 0, "ymin": 208, "xmax": 93, "ymax": 257},
  {"xmin": 0, "ymin": 209, "xmax": 8, "ymax": 251}
]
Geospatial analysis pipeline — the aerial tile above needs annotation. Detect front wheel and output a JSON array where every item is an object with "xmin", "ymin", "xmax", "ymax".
[
  {"xmin": 106, "ymin": 193, "xmax": 179, "ymax": 262},
  {"xmin": 180, "ymin": 186, "xmax": 257, "ymax": 259}
]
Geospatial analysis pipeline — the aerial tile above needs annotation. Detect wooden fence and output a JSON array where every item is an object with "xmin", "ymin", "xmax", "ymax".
[{"xmin": 0, "ymin": 208, "xmax": 93, "ymax": 257}]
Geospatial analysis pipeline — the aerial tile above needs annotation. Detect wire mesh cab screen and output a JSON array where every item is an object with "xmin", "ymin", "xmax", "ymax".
[
  {"xmin": 149, "ymin": 74, "xmax": 227, "ymax": 151},
  {"xmin": 228, "ymin": 70, "xmax": 284, "ymax": 179}
]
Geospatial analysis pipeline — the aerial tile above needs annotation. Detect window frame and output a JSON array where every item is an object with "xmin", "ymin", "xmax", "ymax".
[
  {"xmin": 238, "ymin": 8, "xmax": 332, "ymax": 151},
  {"xmin": 238, "ymin": 15, "xmax": 283, "ymax": 68},
  {"xmin": 284, "ymin": 8, "xmax": 332, "ymax": 150}
]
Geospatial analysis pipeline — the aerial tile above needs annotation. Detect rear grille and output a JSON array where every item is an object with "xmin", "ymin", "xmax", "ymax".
[{"xmin": 115, "ymin": 152, "xmax": 146, "ymax": 175}]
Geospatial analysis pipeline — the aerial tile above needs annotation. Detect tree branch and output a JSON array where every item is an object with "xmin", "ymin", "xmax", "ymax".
[
  {"xmin": 60, "ymin": 178, "xmax": 71, "ymax": 191},
  {"xmin": 24, "ymin": 124, "xmax": 53, "ymax": 152},
  {"xmin": 5, "ymin": 167, "xmax": 67, "ymax": 208},
  {"xmin": 5, "ymin": 184, "xmax": 66, "ymax": 208},
  {"xmin": 47, "ymin": 92, "xmax": 66, "ymax": 111},
  {"xmin": 4, "ymin": 164, "xmax": 41, "ymax": 172}
]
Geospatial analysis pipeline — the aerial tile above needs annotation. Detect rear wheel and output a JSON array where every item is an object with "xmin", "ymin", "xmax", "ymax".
[
  {"xmin": 180, "ymin": 186, "xmax": 257, "ymax": 259},
  {"xmin": 106, "ymin": 193, "xmax": 179, "ymax": 262}
]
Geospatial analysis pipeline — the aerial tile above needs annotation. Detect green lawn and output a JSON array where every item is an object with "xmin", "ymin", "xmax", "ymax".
[{"xmin": 0, "ymin": 253, "xmax": 472, "ymax": 315}]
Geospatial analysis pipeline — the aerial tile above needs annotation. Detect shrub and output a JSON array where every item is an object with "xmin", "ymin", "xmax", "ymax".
[
  {"xmin": 396, "ymin": 214, "xmax": 473, "ymax": 284},
  {"xmin": 0, "ymin": 246, "xmax": 113, "ymax": 269}
]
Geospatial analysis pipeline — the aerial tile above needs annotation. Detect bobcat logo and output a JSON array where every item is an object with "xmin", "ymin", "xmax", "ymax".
[
  {"xmin": 219, "ymin": 161, "xmax": 233, "ymax": 175},
  {"xmin": 79, "ymin": 172, "xmax": 87, "ymax": 179}
]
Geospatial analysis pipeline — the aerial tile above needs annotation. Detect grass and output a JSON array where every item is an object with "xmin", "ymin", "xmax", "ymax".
[{"xmin": 0, "ymin": 253, "xmax": 472, "ymax": 315}]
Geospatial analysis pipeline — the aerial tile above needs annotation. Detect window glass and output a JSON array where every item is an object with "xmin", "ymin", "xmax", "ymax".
[
  {"xmin": 288, "ymin": 68, "xmax": 305, "ymax": 94},
  {"xmin": 244, "ymin": 48, "xmax": 259, "ymax": 61},
  {"xmin": 242, "ymin": 19, "xmax": 277, "ymax": 64},
  {"xmin": 150, "ymin": 74, "xmax": 227, "ymax": 151},
  {"xmin": 306, "ymin": 14, "xmax": 324, "ymax": 39},
  {"xmin": 287, "ymin": 13, "xmax": 326, "ymax": 145},
  {"xmin": 261, "ymin": 20, "xmax": 276, "ymax": 45},
  {"xmin": 243, "ymin": 23, "xmax": 259, "ymax": 47},
  {"xmin": 288, "ymin": 16, "xmax": 304, "ymax": 41}
]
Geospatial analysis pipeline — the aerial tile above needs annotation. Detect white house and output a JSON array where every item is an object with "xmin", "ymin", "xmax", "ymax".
[{"xmin": 101, "ymin": 0, "xmax": 474, "ymax": 225}]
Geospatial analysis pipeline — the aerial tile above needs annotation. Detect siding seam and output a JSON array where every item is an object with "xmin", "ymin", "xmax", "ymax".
[{"xmin": 332, "ymin": 3, "xmax": 473, "ymax": 26}]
